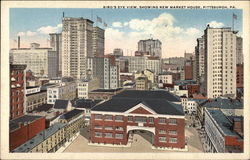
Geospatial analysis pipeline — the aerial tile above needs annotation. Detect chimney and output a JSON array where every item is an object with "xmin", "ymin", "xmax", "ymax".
[{"xmin": 18, "ymin": 36, "xmax": 20, "ymax": 49}]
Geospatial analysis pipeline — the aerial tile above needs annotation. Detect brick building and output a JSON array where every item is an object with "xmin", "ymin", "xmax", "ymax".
[
  {"xmin": 90, "ymin": 90, "xmax": 186, "ymax": 150},
  {"xmin": 10, "ymin": 64, "xmax": 26, "ymax": 119},
  {"xmin": 204, "ymin": 108, "xmax": 243, "ymax": 152},
  {"xmin": 236, "ymin": 64, "xmax": 243, "ymax": 88},
  {"xmin": 186, "ymin": 84, "xmax": 200, "ymax": 96},
  {"xmin": 9, "ymin": 115, "xmax": 45, "ymax": 151},
  {"xmin": 88, "ymin": 88, "xmax": 124, "ymax": 100}
]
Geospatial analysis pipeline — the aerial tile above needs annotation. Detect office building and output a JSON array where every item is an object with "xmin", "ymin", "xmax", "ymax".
[
  {"xmin": 113, "ymin": 48, "xmax": 123, "ymax": 57},
  {"xmin": 236, "ymin": 64, "xmax": 243, "ymax": 88},
  {"xmin": 236, "ymin": 37, "xmax": 243, "ymax": 65},
  {"xmin": 195, "ymin": 36, "xmax": 205, "ymax": 82},
  {"xmin": 92, "ymin": 27, "xmax": 105, "ymax": 58},
  {"xmin": 138, "ymin": 39, "xmax": 162, "ymax": 58},
  {"xmin": 62, "ymin": 17, "xmax": 94, "ymax": 79},
  {"xmin": 77, "ymin": 78, "xmax": 100, "ymax": 99},
  {"xmin": 204, "ymin": 25, "xmax": 237, "ymax": 98},
  {"xmin": 10, "ymin": 43, "xmax": 58, "ymax": 78},
  {"xmin": 49, "ymin": 33, "xmax": 62, "ymax": 76}
]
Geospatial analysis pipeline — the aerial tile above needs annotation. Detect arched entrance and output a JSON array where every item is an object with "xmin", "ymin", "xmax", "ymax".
[{"xmin": 127, "ymin": 127, "xmax": 155, "ymax": 148}]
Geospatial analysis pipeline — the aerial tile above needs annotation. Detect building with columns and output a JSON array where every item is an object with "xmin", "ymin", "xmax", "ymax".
[{"xmin": 90, "ymin": 90, "xmax": 186, "ymax": 150}]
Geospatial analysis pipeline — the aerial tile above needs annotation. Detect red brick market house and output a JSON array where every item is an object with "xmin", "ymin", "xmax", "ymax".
[{"xmin": 89, "ymin": 90, "xmax": 186, "ymax": 150}]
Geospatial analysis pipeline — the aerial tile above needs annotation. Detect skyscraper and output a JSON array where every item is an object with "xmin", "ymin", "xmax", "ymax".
[
  {"xmin": 49, "ymin": 33, "xmax": 62, "ymax": 76},
  {"xmin": 204, "ymin": 25, "xmax": 237, "ymax": 98},
  {"xmin": 62, "ymin": 17, "xmax": 94, "ymax": 79},
  {"xmin": 195, "ymin": 36, "xmax": 205, "ymax": 83},
  {"xmin": 92, "ymin": 26, "xmax": 104, "ymax": 58},
  {"xmin": 236, "ymin": 36, "xmax": 243, "ymax": 64},
  {"xmin": 138, "ymin": 39, "xmax": 162, "ymax": 58}
]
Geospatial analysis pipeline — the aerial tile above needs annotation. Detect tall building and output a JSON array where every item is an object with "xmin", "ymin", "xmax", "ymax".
[
  {"xmin": 62, "ymin": 17, "xmax": 94, "ymax": 79},
  {"xmin": 204, "ymin": 25, "xmax": 237, "ymax": 98},
  {"xmin": 195, "ymin": 36, "xmax": 205, "ymax": 82},
  {"xmin": 138, "ymin": 39, "xmax": 162, "ymax": 58},
  {"xmin": 104, "ymin": 57, "xmax": 119, "ymax": 89},
  {"xmin": 92, "ymin": 27, "xmax": 105, "ymax": 58},
  {"xmin": 10, "ymin": 64, "xmax": 26, "ymax": 119},
  {"xmin": 10, "ymin": 43, "xmax": 58, "ymax": 78},
  {"xmin": 49, "ymin": 33, "xmax": 62, "ymax": 76},
  {"xmin": 236, "ymin": 64, "xmax": 243, "ymax": 88},
  {"xmin": 236, "ymin": 37, "xmax": 243, "ymax": 64}
]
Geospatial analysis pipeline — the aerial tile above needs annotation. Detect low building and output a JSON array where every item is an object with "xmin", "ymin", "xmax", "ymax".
[
  {"xmin": 135, "ymin": 69, "xmax": 155, "ymax": 83},
  {"xmin": 59, "ymin": 109, "xmax": 85, "ymax": 141},
  {"xmin": 197, "ymin": 97, "xmax": 243, "ymax": 126},
  {"xmin": 88, "ymin": 88, "xmax": 124, "ymax": 100},
  {"xmin": 9, "ymin": 115, "xmax": 46, "ymax": 151},
  {"xmin": 53, "ymin": 99, "xmax": 73, "ymax": 113},
  {"xmin": 170, "ymin": 85, "xmax": 188, "ymax": 97},
  {"xmin": 90, "ymin": 90, "xmax": 185, "ymax": 150},
  {"xmin": 158, "ymin": 73, "xmax": 173, "ymax": 84},
  {"xmin": 47, "ymin": 82, "xmax": 77, "ymax": 104},
  {"xmin": 77, "ymin": 78, "xmax": 100, "ymax": 99},
  {"xmin": 13, "ymin": 122, "xmax": 67, "ymax": 153},
  {"xmin": 26, "ymin": 90, "xmax": 47, "ymax": 112},
  {"xmin": 204, "ymin": 108, "xmax": 243, "ymax": 153},
  {"xmin": 25, "ymin": 86, "xmax": 41, "ymax": 95},
  {"xmin": 135, "ymin": 76, "xmax": 150, "ymax": 90},
  {"xmin": 123, "ymin": 82, "xmax": 136, "ymax": 89}
]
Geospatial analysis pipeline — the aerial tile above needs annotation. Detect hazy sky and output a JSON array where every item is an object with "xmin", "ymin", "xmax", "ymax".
[{"xmin": 10, "ymin": 8, "xmax": 242, "ymax": 58}]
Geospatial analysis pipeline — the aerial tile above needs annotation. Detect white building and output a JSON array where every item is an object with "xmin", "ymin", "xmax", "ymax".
[
  {"xmin": 236, "ymin": 37, "xmax": 243, "ymax": 64},
  {"xmin": 47, "ymin": 82, "xmax": 77, "ymax": 104},
  {"xmin": 10, "ymin": 43, "xmax": 58, "ymax": 78},
  {"xmin": 128, "ymin": 56, "xmax": 146, "ymax": 73},
  {"xmin": 145, "ymin": 58, "xmax": 161, "ymax": 75},
  {"xmin": 77, "ymin": 78, "xmax": 100, "ymax": 99},
  {"xmin": 170, "ymin": 85, "xmax": 188, "ymax": 97},
  {"xmin": 204, "ymin": 25, "xmax": 237, "ymax": 98},
  {"xmin": 25, "ymin": 86, "xmax": 41, "ymax": 95},
  {"xmin": 62, "ymin": 17, "xmax": 94, "ymax": 79},
  {"xmin": 158, "ymin": 74, "xmax": 173, "ymax": 84},
  {"xmin": 104, "ymin": 58, "xmax": 119, "ymax": 89}
]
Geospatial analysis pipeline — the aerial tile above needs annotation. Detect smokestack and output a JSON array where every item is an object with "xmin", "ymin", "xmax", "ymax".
[{"xmin": 18, "ymin": 36, "xmax": 20, "ymax": 49}]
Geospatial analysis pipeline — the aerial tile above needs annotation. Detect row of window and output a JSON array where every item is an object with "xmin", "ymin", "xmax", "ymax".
[
  {"xmin": 159, "ymin": 129, "xmax": 177, "ymax": 135},
  {"xmin": 94, "ymin": 125, "xmax": 124, "ymax": 131},
  {"xmin": 159, "ymin": 137, "xmax": 177, "ymax": 143},
  {"xmin": 95, "ymin": 132, "xmax": 123, "ymax": 139},
  {"xmin": 94, "ymin": 115, "xmax": 177, "ymax": 125}
]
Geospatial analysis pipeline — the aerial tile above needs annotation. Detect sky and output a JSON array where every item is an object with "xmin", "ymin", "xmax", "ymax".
[{"xmin": 10, "ymin": 8, "xmax": 242, "ymax": 58}]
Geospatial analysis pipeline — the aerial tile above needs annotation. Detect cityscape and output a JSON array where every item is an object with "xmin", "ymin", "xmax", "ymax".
[{"xmin": 8, "ymin": 8, "xmax": 244, "ymax": 153}]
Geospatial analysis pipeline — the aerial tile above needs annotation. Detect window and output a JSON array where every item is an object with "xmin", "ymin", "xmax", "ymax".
[
  {"xmin": 169, "ymin": 138, "xmax": 177, "ymax": 143},
  {"xmin": 168, "ymin": 130, "xmax": 177, "ymax": 135},
  {"xmin": 94, "ymin": 125, "xmax": 102, "ymax": 129},
  {"xmin": 115, "ymin": 115, "xmax": 123, "ymax": 121},
  {"xmin": 95, "ymin": 132, "xmax": 102, "ymax": 137},
  {"xmin": 95, "ymin": 114, "xmax": 102, "ymax": 120},
  {"xmin": 135, "ymin": 116, "xmax": 147, "ymax": 123},
  {"xmin": 159, "ymin": 118, "xmax": 166, "ymax": 124},
  {"xmin": 159, "ymin": 137, "xmax": 166, "ymax": 142},
  {"xmin": 104, "ymin": 115, "xmax": 113, "ymax": 121},
  {"xmin": 128, "ymin": 116, "xmax": 133, "ymax": 122},
  {"xmin": 169, "ymin": 119, "xmax": 177, "ymax": 125},
  {"xmin": 115, "ymin": 134, "xmax": 123, "ymax": 139},
  {"xmin": 104, "ymin": 126, "xmax": 113, "ymax": 130},
  {"xmin": 115, "ymin": 126, "xmax": 123, "ymax": 131},
  {"xmin": 104, "ymin": 132, "xmax": 112, "ymax": 138},
  {"xmin": 149, "ymin": 117, "xmax": 154, "ymax": 123},
  {"xmin": 159, "ymin": 129, "xmax": 166, "ymax": 134}
]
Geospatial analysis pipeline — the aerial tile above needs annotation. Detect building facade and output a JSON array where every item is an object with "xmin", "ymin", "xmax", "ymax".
[
  {"xmin": 92, "ymin": 26, "xmax": 105, "ymax": 58},
  {"xmin": 204, "ymin": 26, "xmax": 237, "ymax": 98},
  {"xmin": 236, "ymin": 64, "xmax": 243, "ymax": 88},
  {"xmin": 90, "ymin": 90, "xmax": 185, "ymax": 150},
  {"xmin": 47, "ymin": 82, "xmax": 77, "ymax": 104},
  {"xmin": 236, "ymin": 37, "xmax": 243, "ymax": 65},
  {"xmin": 77, "ymin": 78, "xmax": 100, "ymax": 99},
  {"xmin": 138, "ymin": 39, "xmax": 162, "ymax": 58},
  {"xmin": 10, "ymin": 64, "xmax": 26, "ymax": 119},
  {"xmin": 26, "ymin": 90, "xmax": 47, "ymax": 112},
  {"xmin": 195, "ymin": 36, "xmax": 205, "ymax": 82},
  {"xmin": 49, "ymin": 33, "xmax": 62, "ymax": 76},
  {"xmin": 10, "ymin": 44, "xmax": 57, "ymax": 78},
  {"xmin": 62, "ymin": 17, "xmax": 94, "ymax": 79}
]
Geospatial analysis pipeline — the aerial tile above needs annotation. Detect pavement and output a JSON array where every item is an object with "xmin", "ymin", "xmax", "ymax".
[{"xmin": 64, "ymin": 116, "xmax": 204, "ymax": 153}]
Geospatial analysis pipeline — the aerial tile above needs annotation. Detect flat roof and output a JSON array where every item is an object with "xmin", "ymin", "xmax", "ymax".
[
  {"xmin": 90, "ymin": 88, "xmax": 123, "ymax": 93},
  {"xmin": 206, "ymin": 109, "xmax": 242, "ymax": 138},
  {"xmin": 10, "ymin": 115, "xmax": 44, "ymax": 132},
  {"xmin": 59, "ymin": 109, "xmax": 84, "ymax": 120},
  {"xmin": 13, "ymin": 123, "xmax": 66, "ymax": 152},
  {"xmin": 201, "ymin": 97, "xmax": 243, "ymax": 109}
]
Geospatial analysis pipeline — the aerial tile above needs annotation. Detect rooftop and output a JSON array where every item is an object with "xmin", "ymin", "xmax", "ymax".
[
  {"xmin": 72, "ymin": 99, "xmax": 102, "ymax": 109},
  {"xmin": 54, "ymin": 100, "xmax": 70, "ymax": 109},
  {"xmin": 10, "ymin": 115, "xmax": 44, "ymax": 132},
  {"xmin": 13, "ymin": 123, "xmax": 66, "ymax": 152},
  {"xmin": 92, "ymin": 98, "xmax": 184, "ymax": 116},
  {"xmin": 30, "ymin": 104, "xmax": 53, "ymax": 113},
  {"xmin": 26, "ymin": 90, "xmax": 46, "ymax": 97},
  {"xmin": 90, "ymin": 88, "xmax": 123, "ymax": 93},
  {"xmin": 59, "ymin": 109, "xmax": 84, "ymax": 120},
  {"xmin": 206, "ymin": 109, "xmax": 243, "ymax": 138},
  {"xmin": 200, "ymin": 97, "xmax": 243, "ymax": 109},
  {"xmin": 113, "ymin": 90, "xmax": 180, "ymax": 102}
]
